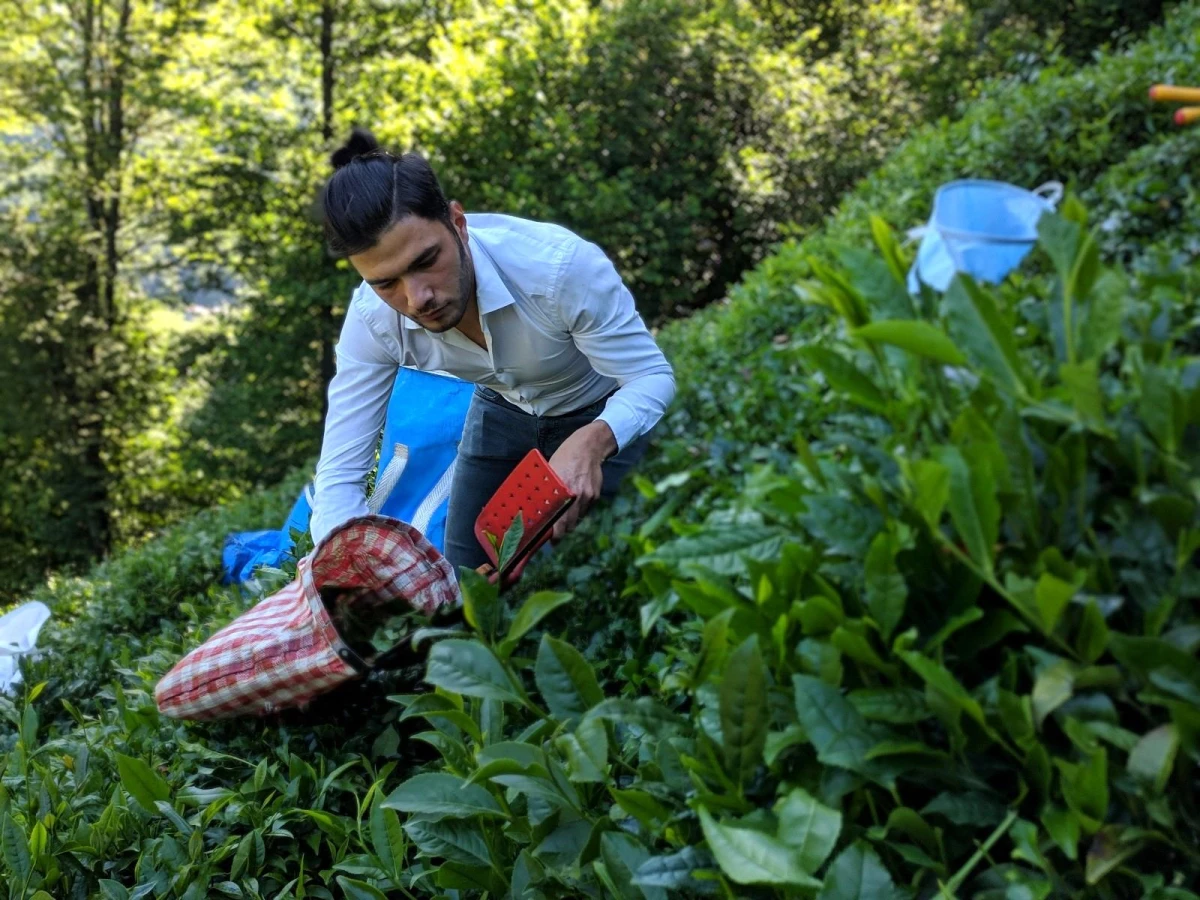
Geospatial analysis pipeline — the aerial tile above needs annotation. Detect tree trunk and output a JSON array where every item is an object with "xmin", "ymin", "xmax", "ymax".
[{"xmin": 317, "ymin": 0, "xmax": 338, "ymax": 428}]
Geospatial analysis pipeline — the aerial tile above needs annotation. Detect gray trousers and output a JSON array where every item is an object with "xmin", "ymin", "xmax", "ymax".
[{"xmin": 443, "ymin": 386, "xmax": 651, "ymax": 572}]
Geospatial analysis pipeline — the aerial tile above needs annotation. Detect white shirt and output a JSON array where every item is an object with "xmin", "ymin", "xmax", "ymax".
[{"xmin": 309, "ymin": 213, "xmax": 677, "ymax": 544}]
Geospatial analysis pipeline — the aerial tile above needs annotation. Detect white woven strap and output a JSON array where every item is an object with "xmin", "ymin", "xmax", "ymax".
[{"xmin": 368, "ymin": 444, "xmax": 409, "ymax": 515}]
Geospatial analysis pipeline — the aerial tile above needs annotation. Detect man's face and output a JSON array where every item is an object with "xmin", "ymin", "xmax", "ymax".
[{"xmin": 350, "ymin": 202, "xmax": 473, "ymax": 333}]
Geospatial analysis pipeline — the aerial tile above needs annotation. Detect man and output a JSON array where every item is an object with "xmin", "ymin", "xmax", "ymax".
[{"xmin": 310, "ymin": 130, "xmax": 675, "ymax": 573}]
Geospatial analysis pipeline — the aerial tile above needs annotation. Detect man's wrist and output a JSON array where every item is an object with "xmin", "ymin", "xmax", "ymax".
[{"xmin": 583, "ymin": 419, "xmax": 618, "ymax": 461}]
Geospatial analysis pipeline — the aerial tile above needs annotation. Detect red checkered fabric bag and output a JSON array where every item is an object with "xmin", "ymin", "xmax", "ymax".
[{"xmin": 155, "ymin": 516, "xmax": 459, "ymax": 720}]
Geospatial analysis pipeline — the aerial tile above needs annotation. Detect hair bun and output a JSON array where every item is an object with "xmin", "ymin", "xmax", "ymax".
[{"xmin": 331, "ymin": 128, "xmax": 381, "ymax": 170}]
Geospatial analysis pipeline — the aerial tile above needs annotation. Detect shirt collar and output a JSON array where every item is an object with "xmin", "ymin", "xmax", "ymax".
[{"xmin": 399, "ymin": 231, "xmax": 515, "ymax": 331}]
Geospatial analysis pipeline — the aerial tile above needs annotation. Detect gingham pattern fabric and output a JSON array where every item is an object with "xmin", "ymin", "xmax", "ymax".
[
  {"xmin": 310, "ymin": 516, "xmax": 460, "ymax": 619},
  {"xmin": 155, "ymin": 516, "xmax": 460, "ymax": 720}
]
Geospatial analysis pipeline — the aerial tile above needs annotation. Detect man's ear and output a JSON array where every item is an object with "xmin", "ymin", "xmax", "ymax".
[{"xmin": 448, "ymin": 200, "xmax": 468, "ymax": 243}]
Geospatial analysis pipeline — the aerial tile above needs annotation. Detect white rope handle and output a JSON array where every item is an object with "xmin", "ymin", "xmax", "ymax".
[
  {"xmin": 1033, "ymin": 181, "xmax": 1064, "ymax": 208},
  {"xmin": 368, "ymin": 443, "xmax": 409, "ymax": 515}
]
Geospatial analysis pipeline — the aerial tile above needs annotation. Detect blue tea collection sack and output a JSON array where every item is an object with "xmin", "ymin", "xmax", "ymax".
[
  {"xmin": 906, "ymin": 179, "xmax": 1063, "ymax": 293},
  {"xmin": 221, "ymin": 367, "xmax": 473, "ymax": 585}
]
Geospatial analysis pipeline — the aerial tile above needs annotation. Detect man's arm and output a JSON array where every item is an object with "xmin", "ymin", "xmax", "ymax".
[
  {"xmin": 310, "ymin": 295, "xmax": 400, "ymax": 546},
  {"xmin": 548, "ymin": 240, "xmax": 676, "ymax": 536}
]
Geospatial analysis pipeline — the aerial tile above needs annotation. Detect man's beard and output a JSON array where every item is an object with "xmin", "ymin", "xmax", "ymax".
[{"xmin": 424, "ymin": 231, "xmax": 474, "ymax": 333}]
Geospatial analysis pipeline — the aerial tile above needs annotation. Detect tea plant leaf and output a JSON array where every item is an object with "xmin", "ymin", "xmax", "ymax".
[
  {"xmin": 776, "ymin": 788, "xmax": 842, "ymax": 873},
  {"xmin": 1032, "ymin": 661, "xmax": 1076, "ymax": 728},
  {"xmin": 641, "ymin": 526, "xmax": 787, "ymax": 577},
  {"xmin": 534, "ymin": 817, "xmax": 592, "ymax": 869},
  {"xmin": 477, "ymin": 740, "xmax": 545, "ymax": 769},
  {"xmin": 115, "ymin": 753, "xmax": 171, "ymax": 813},
  {"xmin": 1139, "ymin": 366, "xmax": 1183, "ymax": 454},
  {"xmin": 695, "ymin": 606, "xmax": 737, "ymax": 687},
  {"xmin": 864, "ymin": 532, "xmax": 906, "ymax": 641},
  {"xmin": 1075, "ymin": 600, "xmax": 1110, "ymax": 663},
  {"xmin": 231, "ymin": 830, "xmax": 265, "ymax": 879},
  {"xmin": 801, "ymin": 346, "xmax": 888, "ymax": 413},
  {"xmin": 817, "ymin": 841, "xmax": 903, "ymax": 900},
  {"xmin": 898, "ymin": 651, "xmax": 985, "ymax": 727},
  {"xmin": 1035, "ymin": 573, "xmax": 1079, "ymax": 635},
  {"xmin": 458, "ymin": 566, "xmax": 502, "ymax": 641},
  {"xmin": 934, "ymin": 445, "xmax": 998, "ymax": 574},
  {"xmin": 154, "ymin": 800, "xmax": 193, "ymax": 836},
  {"xmin": 853, "ymin": 320, "xmax": 966, "ymax": 366},
  {"xmin": 1, "ymin": 813, "xmax": 30, "ymax": 883},
  {"xmin": 698, "ymin": 806, "xmax": 822, "ymax": 887},
  {"xmin": 404, "ymin": 818, "xmax": 493, "ymax": 867},
  {"xmin": 1127, "ymin": 724, "xmax": 1179, "ymax": 793},
  {"xmin": 583, "ymin": 697, "xmax": 685, "ymax": 735},
  {"xmin": 511, "ymin": 850, "xmax": 545, "ymax": 898},
  {"xmin": 382, "ymin": 772, "xmax": 503, "ymax": 821},
  {"xmin": 720, "ymin": 635, "xmax": 768, "ymax": 785},
  {"xmin": 922, "ymin": 792, "xmax": 1007, "ymax": 826},
  {"xmin": 502, "ymin": 590, "xmax": 574, "ymax": 654},
  {"xmin": 848, "ymin": 688, "xmax": 931, "ymax": 724},
  {"xmin": 793, "ymin": 675, "xmax": 894, "ymax": 786},
  {"xmin": 765, "ymin": 724, "xmax": 808, "ymax": 766},
  {"xmin": 1041, "ymin": 807, "xmax": 1081, "ymax": 861},
  {"xmin": 602, "ymin": 832, "xmax": 667, "ymax": 900},
  {"xmin": 97, "ymin": 882, "xmax": 130, "ymax": 900},
  {"xmin": 633, "ymin": 846, "xmax": 718, "ymax": 893},
  {"xmin": 369, "ymin": 796, "xmax": 405, "ymax": 879},
  {"xmin": 1060, "ymin": 359, "xmax": 1105, "ymax": 424},
  {"xmin": 610, "ymin": 788, "xmax": 670, "ymax": 831},
  {"xmin": 436, "ymin": 863, "xmax": 506, "ymax": 894},
  {"xmin": 335, "ymin": 876, "xmax": 388, "ymax": 900},
  {"xmin": 870, "ymin": 215, "xmax": 911, "ymax": 288},
  {"xmin": 535, "ymin": 635, "xmax": 604, "ymax": 725},
  {"xmin": 1079, "ymin": 271, "xmax": 1126, "ymax": 360},
  {"xmin": 943, "ymin": 275, "xmax": 1027, "ymax": 396},
  {"xmin": 908, "ymin": 459, "xmax": 950, "ymax": 530},
  {"xmin": 831, "ymin": 626, "xmax": 895, "ymax": 676},
  {"xmin": 497, "ymin": 513, "xmax": 525, "ymax": 574},
  {"xmin": 1057, "ymin": 749, "xmax": 1109, "ymax": 829},
  {"xmin": 801, "ymin": 494, "xmax": 883, "ymax": 558},
  {"xmin": 425, "ymin": 639, "xmax": 522, "ymax": 702},
  {"xmin": 555, "ymin": 716, "xmax": 608, "ymax": 783},
  {"xmin": 20, "ymin": 704, "xmax": 36, "ymax": 748}
]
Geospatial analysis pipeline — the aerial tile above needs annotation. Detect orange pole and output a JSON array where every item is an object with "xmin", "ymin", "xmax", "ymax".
[
  {"xmin": 1149, "ymin": 85, "xmax": 1200, "ymax": 103},
  {"xmin": 1176, "ymin": 107, "xmax": 1200, "ymax": 127}
]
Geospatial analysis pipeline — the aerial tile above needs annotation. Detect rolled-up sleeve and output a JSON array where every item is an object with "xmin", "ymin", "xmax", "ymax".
[
  {"xmin": 310, "ymin": 294, "xmax": 400, "ymax": 545},
  {"xmin": 558, "ymin": 242, "xmax": 676, "ymax": 451}
]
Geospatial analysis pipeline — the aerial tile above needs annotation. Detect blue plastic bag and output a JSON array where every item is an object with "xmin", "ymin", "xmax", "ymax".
[
  {"xmin": 220, "ymin": 367, "xmax": 473, "ymax": 585},
  {"xmin": 907, "ymin": 179, "xmax": 1063, "ymax": 293},
  {"xmin": 370, "ymin": 368, "xmax": 474, "ymax": 544}
]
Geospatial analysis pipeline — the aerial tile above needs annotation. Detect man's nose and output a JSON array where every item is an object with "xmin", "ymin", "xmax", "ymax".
[{"xmin": 407, "ymin": 277, "xmax": 436, "ymax": 311}]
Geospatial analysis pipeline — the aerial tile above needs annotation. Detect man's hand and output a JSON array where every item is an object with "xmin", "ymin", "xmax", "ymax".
[{"xmin": 547, "ymin": 420, "xmax": 617, "ymax": 541}]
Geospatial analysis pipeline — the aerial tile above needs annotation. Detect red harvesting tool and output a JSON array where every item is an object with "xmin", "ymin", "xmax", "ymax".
[{"xmin": 473, "ymin": 449, "xmax": 575, "ymax": 589}]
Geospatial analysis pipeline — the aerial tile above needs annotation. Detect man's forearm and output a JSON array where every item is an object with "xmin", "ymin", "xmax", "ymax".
[{"xmin": 575, "ymin": 418, "xmax": 618, "ymax": 462}]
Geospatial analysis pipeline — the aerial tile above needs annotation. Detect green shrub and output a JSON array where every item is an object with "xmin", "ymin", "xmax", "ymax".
[
  {"xmin": 821, "ymin": 2, "xmax": 1200, "ymax": 252},
  {"xmin": 4, "ymin": 197, "xmax": 1196, "ymax": 897}
]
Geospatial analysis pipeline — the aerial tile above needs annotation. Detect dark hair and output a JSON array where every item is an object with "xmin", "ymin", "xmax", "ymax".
[{"xmin": 321, "ymin": 128, "xmax": 453, "ymax": 257}]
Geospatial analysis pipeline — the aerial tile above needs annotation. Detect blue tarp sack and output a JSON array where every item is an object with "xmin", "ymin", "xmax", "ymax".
[
  {"xmin": 221, "ymin": 367, "xmax": 473, "ymax": 584},
  {"xmin": 370, "ymin": 368, "xmax": 474, "ymax": 539},
  {"xmin": 221, "ymin": 485, "xmax": 314, "ymax": 584},
  {"xmin": 907, "ymin": 179, "xmax": 1063, "ymax": 294}
]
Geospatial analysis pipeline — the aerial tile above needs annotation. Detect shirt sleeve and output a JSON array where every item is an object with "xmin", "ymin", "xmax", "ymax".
[
  {"xmin": 310, "ymin": 291, "xmax": 400, "ymax": 545},
  {"xmin": 558, "ymin": 241, "xmax": 676, "ymax": 451}
]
